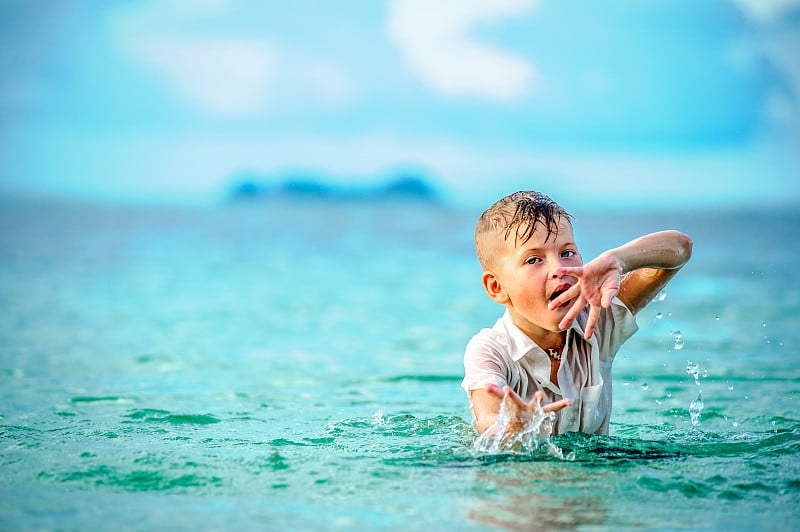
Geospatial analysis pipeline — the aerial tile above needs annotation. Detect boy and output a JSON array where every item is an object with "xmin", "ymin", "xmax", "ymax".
[{"xmin": 462, "ymin": 191, "xmax": 692, "ymax": 437}]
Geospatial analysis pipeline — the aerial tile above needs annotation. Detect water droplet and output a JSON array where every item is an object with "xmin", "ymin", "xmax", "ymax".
[
  {"xmin": 727, "ymin": 384, "xmax": 734, "ymax": 391},
  {"xmin": 655, "ymin": 291, "xmax": 667, "ymax": 302},
  {"xmin": 641, "ymin": 383, "xmax": 649, "ymax": 390},
  {"xmin": 686, "ymin": 361, "xmax": 700, "ymax": 384},
  {"xmin": 702, "ymin": 369, "xmax": 708, "ymax": 378},
  {"xmin": 655, "ymin": 312, "xmax": 663, "ymax": 319},
  {"xmin": 655, "ymin": 399, "xmax": 662, "ymax": 405},
  {"xmin": 714, "ymin": 315, "xmax": 720, "ymax": 321},
  {"xmin": 732, "ymin": 418, "xmax": 738, "ymax": 427},
  {"xmin": 689, "ymin": 392, "xmax": 704, "ymax": 426},
  {"xmin": 623, "ymin": 382, "xmax": 630, "ymax": 387},
  {"xmin": 674, "ymin": 337, "xmax": 684, "ymax": 350},
  {"xmin": 666, "ymin": 393, "xmax": 672, "ymax": 398}
]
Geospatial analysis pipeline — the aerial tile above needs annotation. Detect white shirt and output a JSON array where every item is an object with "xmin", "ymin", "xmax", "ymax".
[{"xmin": 461, "ymin": 297, "xmax": 638, "ymax": 435}]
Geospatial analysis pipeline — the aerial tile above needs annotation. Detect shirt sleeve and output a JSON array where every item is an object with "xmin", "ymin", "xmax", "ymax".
[
  {"xmin": 461, "ymin": 330, "xmax": 510, "ymax": 394},
  {"xmin": 594, "ymin": 296, "xmax": 639, "ymax": 364}
]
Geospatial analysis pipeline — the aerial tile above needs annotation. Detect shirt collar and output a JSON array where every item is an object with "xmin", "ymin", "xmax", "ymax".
[{"xmin": 499, "ymin": 309, "xmax": 587, "ymax": 362}]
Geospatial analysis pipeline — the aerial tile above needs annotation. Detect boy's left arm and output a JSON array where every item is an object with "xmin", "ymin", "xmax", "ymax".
[{"xmin": 551, "ymin": 230, "xmax": 693, "ymax": 337}]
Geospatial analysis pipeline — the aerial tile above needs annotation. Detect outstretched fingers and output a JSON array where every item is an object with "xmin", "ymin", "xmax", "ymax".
[
  {"xmin": 600, "ymin": 286, "xmax": 616, "ymax": 308},
  {"xmin": 485, "ymin": 384, "xmax": 529, "ymax": 409},
  {"xmin": 584, "ymin": 303, "xmax": 601, "ymax": 339},
  {"xmin": 486, "ymin": 385, "xmax": 571, "ymax": 415},
  {"xmin": 528, "ymin": 390, "xmax": 545, "ymax": 408},
  {"xmin": 528, "ymin": 390, "xmax": 571, "ymax": 413},
  {"xmin": 558, "ymin": 294, "xmax": 586, "ymax": 330},
  {"xmin": 502, "ymin": 385, "xmax": 531, "ymax": 409},
  {"xmin": 542, "ymin": 397, "xmax": 571, "ymax": 413},
  {"xmin": 484, "ymin": 383, "xmax": 504, "ymax": 399},
  {"xmin": 555, "ymin": 266, "xmax": 584, "ymax": 278},
  {"xmin": 548, "ymin": 282, "xmax": 581, "ymax": 311}
]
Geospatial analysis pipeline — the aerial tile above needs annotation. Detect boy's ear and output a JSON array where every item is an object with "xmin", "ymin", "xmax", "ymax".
[{"xmin": 482, "ymin": 271, "xmax": 509, "ymax": 304}]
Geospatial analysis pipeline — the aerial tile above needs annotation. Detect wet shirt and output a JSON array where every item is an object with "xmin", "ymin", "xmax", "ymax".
[{"xmin": 461, "ymin": 298, "xmax": 638, "ymax": 435}]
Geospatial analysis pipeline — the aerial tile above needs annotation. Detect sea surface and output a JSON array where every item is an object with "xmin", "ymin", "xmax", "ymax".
[{"xmin": 1, "ymin": 197, "xmax": 798, "ymax": 530}]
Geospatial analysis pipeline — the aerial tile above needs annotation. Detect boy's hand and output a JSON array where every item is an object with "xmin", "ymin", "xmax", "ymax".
[
  {"xmin": 484, "ymin": 384, "xmax": 571, "ymax": 434},
  {"xmin": 550, "ymin": 252, "xmax": 623, "ymax": 338}
]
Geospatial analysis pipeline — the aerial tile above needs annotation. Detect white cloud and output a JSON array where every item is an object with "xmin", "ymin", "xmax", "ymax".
[
  {"xmin": 124, "ymin": 35, "xmax": 277, "ymax": 117},
  {"xmin": 111, "ymin": 2, "xmax": 357, "ymax": 117},
  {"xmin": 725, "ymin": 0, "xmax": 800, "ymax": 137},
  {"xmin": 728, "ymin": 0, "xmax": 800, "ymax": 24},
  {"xmin": 388, "ymin": 0, "xmax": 539, "ymax": 102},
  {"xmin": 760, "ymin": 30, "xmax": 800, "ymax": 132}
]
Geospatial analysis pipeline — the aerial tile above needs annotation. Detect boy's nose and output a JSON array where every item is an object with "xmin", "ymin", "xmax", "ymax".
[{"xmin": 549, "ymin": 260, "xmax": 564, "ymax": 278}]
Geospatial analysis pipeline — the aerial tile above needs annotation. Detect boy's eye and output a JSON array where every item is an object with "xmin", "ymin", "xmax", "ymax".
[
  {"xmin": 525, "ymin": 256, "xmax": 541, "ymax": 265},
  {"xmin": 561, "ymin": 250, "xmax": 576, "ymax": 258}
]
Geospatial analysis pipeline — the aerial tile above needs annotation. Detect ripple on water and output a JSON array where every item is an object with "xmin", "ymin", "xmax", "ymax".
[
  {"xmin": 43, "ymin": 465, "xmax": 224, "ymax": 492},
  {"xmin": 123, "ymin": 409, "xmax": 220, "ymax": 425},
  {"xmin": 324, "ymin": 413, "xmax": 471, "ymax": 440},
  {"xmin": 70, "ymin": 396, "xmax": 135, "ymax": 405}
]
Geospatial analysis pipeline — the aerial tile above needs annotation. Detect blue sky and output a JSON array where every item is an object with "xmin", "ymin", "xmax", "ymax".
[{"xmin": 1, "ymin": 0, "xmax": 799, "ymax": 209}]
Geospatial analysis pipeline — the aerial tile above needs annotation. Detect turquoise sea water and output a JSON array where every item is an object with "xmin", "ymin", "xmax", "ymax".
[{"xmin": 1, "ymin": 198, "xmax": 798, "ymax": 530}]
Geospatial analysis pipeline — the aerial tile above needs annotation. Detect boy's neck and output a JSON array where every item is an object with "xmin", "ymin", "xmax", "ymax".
[
  {"xmin": 507, "ymin": 308, "xmax": 565, "ymax": 352},
  {"xmin": 537, "ymin": 335, "xmax": 565, "ymax": 354}
]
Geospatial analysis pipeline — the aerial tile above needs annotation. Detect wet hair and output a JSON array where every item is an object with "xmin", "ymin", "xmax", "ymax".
[{"xmin": 475, "ymin": 190, "xmax": 572, "ymax": 270}]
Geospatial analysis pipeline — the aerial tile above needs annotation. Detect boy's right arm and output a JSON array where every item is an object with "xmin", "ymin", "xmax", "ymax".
[{"xmin": 470, "ymin": 386, "xmax": 506, "ymax": 434}]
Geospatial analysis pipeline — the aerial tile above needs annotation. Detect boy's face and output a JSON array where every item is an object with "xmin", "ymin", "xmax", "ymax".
[{"xmin": 488, "ymin": 216, "xmax": 583, "ymax": 339}]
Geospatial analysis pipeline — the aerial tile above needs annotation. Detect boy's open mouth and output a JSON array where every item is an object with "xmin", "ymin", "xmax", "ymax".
[{"xmin": 549, "ymin": 283, "xmax": 572, "ymax": 302}]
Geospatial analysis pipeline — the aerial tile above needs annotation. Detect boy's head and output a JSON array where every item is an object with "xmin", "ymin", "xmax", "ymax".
[{"xmin": 475, "ymin": 190, "xmax": 572, "ymax": 271}]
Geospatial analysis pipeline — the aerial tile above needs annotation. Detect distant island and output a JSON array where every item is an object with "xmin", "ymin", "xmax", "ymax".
[{"xmin": 226, "ymin": 169, "xmax": 441, "ymax": 204}]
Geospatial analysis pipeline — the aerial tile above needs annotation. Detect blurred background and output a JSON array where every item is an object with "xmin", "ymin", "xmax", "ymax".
[{"xmin": 1, "ymin": 0, "xmax": 799, "ymax": 210}]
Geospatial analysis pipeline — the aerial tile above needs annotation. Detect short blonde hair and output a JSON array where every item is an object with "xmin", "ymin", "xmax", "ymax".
[{"xmin": 475, "ymin": 190, "xmax": 572, "ymax": 270}]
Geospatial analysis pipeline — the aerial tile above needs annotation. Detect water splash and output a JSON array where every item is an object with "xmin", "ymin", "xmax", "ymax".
[
  {"xmin": 689, "ymin": 395, "xmax": 704, "ymax": 426},
  {"xmin": 472, "ymin": 395, "xmax": 563, "ymax": 457},
  {"xmin": 371, "ymin": 410, "xmax": 385, "ymax": 426},
  {"xmin": 671, "ymin": 330, "xmax": 684, "ymax": 350},
  {"xmin": 686, "ymin": 361, "xmax": 704, "ymax": 426},
  {"xmin": 686, "ymin": 361, "xmax": 700, "ymax": 382},
  {"xmin": 653, "ymin": 292, "xmax": 666, "ymax": 322}
]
